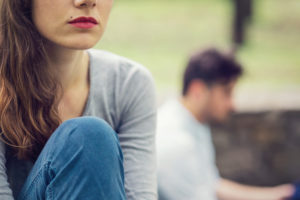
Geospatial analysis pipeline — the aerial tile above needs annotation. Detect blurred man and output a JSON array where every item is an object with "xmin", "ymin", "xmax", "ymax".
[{"xmin": 156, "ymin": 49, "xmax": 295, "ymax": 200}]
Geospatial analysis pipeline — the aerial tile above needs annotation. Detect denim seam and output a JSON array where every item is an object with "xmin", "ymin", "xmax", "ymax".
[
  {"xmin": 46, "ymin": 165, "xmax": 57, "ymax": 200},
  {"xmin": 47, "ymin": 180, "xmax": 53, "ymax": 200},
  {"xmin": 20, "ymin": 161, "xmax": 51, "ymax": 200}
]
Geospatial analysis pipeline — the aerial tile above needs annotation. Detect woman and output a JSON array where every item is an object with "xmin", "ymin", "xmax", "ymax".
[{"xmin": 0, "ymin": 0, "xmax": 157, "ymax": 199}]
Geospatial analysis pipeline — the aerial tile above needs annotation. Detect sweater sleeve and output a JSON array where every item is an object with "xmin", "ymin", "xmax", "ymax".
[
  {"xmin": 117, "ymin": 63, "xmax": 157, "ymax": 200},
  {"xmin": 0, "ymin": 141, "xmax": 14, "ymax": 200}
]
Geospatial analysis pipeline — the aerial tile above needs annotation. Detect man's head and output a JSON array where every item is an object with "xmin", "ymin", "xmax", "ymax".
[{"xmin": 182, "ymin": 48, "xmax": 243, "ymax": 123}]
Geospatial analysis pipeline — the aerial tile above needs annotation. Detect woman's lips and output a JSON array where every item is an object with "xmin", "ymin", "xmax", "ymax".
[{"xmin": 68, "ymin": 17, "xmax": 98, "ymax": 29}]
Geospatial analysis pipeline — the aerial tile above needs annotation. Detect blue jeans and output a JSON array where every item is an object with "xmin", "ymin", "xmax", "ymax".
[{"xmin": 17, "ymin": 117, "xmax": 126, "ymax": 200}]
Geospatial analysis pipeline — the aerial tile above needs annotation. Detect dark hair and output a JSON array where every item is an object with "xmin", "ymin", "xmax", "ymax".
[
  {"xmin": 182, "ymin": 48, "xmax": 243, "ymax": 95},
  {"xmin": 0, "ymin": 0, "xmax": 61, "ymax": 160}
]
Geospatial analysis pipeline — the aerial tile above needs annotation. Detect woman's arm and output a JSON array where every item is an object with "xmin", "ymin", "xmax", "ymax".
[
  {"xmin": 217, "ymin": 178, "xmax": 295, "ymax": 200},
  {"xmin": 117, "ymin": 65, "xmax": 157, "ymax": 200},
  {"xmin": 0, "ymin": 141, "xmax": 14, "ymax": 200}
]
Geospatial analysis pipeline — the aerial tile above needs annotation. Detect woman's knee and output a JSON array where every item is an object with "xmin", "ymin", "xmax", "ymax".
[
  {"xmin": 57, "ymin": 117, "xmax": 118, "ymax": 144},
  {"xmin": 47, "ymin": 116, "xmax": 123, "ymax": 164},
  {"xmin": 20, "ymin": 117, "xmax": 125, "ymax": 200}
]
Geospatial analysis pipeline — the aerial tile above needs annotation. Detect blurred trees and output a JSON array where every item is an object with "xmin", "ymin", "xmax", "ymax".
[{"xmin": 232, "ymin": 0, "xmax": 253, "ymax": 50}]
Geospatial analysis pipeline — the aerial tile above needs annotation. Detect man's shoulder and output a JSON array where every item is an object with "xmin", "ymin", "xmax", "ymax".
[
  {"xmin": 158, "ymin": 99, "xmax": 181, "ymax": 118},
  {"xmin": 156, "ymin": 99, "xmax": 202, "ymax": 161},
  {"xmin": 156, "ymin": 112, "xmax": 196, "ymax": 161}
]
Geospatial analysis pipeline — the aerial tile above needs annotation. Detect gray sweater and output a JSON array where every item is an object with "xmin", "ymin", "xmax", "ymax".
[{"xmin": 0, "ymin": 49, "xmax": 157, "ymax": 200}]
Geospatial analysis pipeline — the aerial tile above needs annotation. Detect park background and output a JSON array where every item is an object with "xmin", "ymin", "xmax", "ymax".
[{"xmin": 97, "ymin": 0, "xmax": 300, "ymax": 186}]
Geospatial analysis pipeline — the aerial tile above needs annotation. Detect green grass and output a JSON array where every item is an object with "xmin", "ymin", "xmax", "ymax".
[
  {"xmin": 96, "ymin": 0, "xmax": 300, "ymax": 94},
  {"xmin": 237, "ymin": 0, "xmax": 300, "ymax": 92}
]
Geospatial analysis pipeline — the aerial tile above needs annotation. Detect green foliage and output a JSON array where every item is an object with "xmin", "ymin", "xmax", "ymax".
[{"xmin": 97, "ymin": 0, "xmax": 300, "ymax": 94}]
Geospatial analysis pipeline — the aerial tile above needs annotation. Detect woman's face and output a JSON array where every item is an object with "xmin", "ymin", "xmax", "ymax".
[{"xmin": 32, "ymin": 0, "xmax": 113, "ymax": 49}]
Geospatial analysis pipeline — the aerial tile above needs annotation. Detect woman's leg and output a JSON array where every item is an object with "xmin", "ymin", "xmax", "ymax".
[{"xmin": 18, "ymin": 116, "xmax": 126, "ymax": 200}]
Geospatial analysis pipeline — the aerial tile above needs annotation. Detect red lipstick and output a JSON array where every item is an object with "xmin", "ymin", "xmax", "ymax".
[{"xmin": 68, "ymin": 17, "xmax": 98, "ymax": 29}]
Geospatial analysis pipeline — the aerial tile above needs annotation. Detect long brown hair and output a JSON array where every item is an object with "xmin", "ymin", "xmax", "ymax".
[{"xmin": 0, "ymin": 0, "xmax": 61, "ymax": 160}]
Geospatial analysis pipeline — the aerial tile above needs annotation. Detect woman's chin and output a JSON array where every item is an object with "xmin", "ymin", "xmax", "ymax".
[
  {"xmin": 50, "ymin": 37, "xmax": 100, "ymax": 50},
  {"xmin": 45, "ymin": 40, "xmax": 98, "ymax": 51},
  {"xmin": 52, "ymin": 43, "xmax": 94, "ymax": 51},
  {"xmin": 64, "ymin": 42, "xmax": 97, "ymax": 50},
  {"xmin": 69, "ymin": 44, "xmax": 95, "ymax": 50},
  {"xmin": 42, "ymin": 32, "xmax": 103, "ymax": 50}
]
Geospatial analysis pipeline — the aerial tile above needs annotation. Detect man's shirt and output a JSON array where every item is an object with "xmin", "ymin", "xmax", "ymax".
[{"xmin": 157, "ymin": 99, "xmax": 220, "ymax": 200}]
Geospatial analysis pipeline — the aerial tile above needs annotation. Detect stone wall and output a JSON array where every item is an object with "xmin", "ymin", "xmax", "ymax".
[{"xmin": 211, "ymin": 110, "xmax": 300, "ymax": 186}]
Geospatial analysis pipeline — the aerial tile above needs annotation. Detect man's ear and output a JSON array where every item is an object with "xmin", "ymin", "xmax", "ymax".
[{"xmin": 187, "ymin": 80, "xmax": 208, "ymax": 98}]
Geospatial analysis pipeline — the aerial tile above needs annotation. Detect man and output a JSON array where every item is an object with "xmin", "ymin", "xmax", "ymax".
[{"xmin": 156, "ymin": 49, "xmax": 295, "ymax": 200}]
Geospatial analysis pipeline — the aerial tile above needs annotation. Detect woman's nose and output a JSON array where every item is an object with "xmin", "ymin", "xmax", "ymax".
[{"xmin": 74, "ymin": 0, "xmax": 97, "ymax": 8}]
